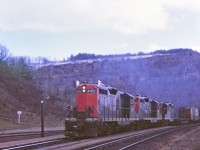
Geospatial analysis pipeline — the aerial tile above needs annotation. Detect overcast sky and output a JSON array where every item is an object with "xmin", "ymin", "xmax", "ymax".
[{"xmin": 0, "ymin": 0, "xmax": 200, "ymax": 60}]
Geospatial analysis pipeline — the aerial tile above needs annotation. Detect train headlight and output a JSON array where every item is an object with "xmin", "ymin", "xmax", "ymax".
[{"xmin": 83, "ymin": 86, "xmax": 86, "ymax": 92}]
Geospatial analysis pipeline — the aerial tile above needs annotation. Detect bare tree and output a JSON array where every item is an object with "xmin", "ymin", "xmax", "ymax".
[
  {"xmin": 8, "ymin": 56, "xmax": 33, "ymax": 80},
  {"xmin": 0, "ymin": 44, "xmax": 9, "ymax": 63}
]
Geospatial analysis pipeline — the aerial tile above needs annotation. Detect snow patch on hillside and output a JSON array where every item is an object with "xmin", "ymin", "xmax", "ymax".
[{"xmin": 32, "ymin": 54, "xmax": 163, "ymax": 69}]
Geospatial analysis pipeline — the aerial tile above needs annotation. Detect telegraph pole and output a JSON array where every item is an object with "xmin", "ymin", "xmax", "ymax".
[{"xmin": 41, "ymin": 100, "xmax": 44, "ymax": 137}]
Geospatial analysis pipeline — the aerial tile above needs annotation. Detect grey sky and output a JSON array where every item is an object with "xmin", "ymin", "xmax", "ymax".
[{"xmin": 0, "ymin": 0, "xmax": 200, "ymax": 60}]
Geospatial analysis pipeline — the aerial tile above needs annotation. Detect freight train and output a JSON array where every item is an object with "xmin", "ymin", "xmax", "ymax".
[{"xmin": 65, "ymin": 81, "xmax": 200, "ymax": 137}]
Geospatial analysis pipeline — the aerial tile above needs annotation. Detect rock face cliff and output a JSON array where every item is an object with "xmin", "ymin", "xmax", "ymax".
[{"xmin": 34, "ymin": 50, "xmax": 200, "ymax": 108}]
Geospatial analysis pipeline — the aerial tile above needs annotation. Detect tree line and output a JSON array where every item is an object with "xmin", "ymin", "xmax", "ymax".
[
  {"xmin": 0, "ymin": 44, "xmax": 58, "ymax": 80},
  {"xmin": 0, "ymin": 45, "xmax": 33, "ymax": 80},
  {"xmin": 69, "ymin": 48, "xmax": 196, "ymax": 61}
]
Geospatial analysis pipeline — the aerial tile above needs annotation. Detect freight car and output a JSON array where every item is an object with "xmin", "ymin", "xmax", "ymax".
[
  {"xmin": 178, "ymin": 107, "xmax": 199, "ymax": 124},
  {"xmin": 64, "ymin": 81, "xmax": 179, "ymax": 137}
]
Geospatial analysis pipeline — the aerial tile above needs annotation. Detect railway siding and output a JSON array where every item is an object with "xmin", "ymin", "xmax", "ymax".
[
  {"xmin": 137, "ymin": 124, "xmax": 200, "ymax": 150},
  {"xmin": 1, "ymin": 124, "xmax": 199, "ymax": 150},
  {"xmin": 0, "ymin": 135, "xmax": 65, "ymax": 149}
]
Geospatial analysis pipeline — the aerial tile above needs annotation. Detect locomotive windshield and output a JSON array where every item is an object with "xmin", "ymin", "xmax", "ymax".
[{"xmin": 87, "ymin": 89, "xmax": 96, "ymax": 93}]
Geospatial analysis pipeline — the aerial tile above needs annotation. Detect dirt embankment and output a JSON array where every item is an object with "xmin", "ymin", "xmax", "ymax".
[
  {"xmin": 0, "ymin": 68, "xmax": 64, "ymax": 126},
  {"xmin": 0, "ymin": 71, "xmax": 41, "ymax": 114}
]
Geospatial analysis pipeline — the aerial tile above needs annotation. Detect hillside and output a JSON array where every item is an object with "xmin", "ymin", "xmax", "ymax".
[
  {"xmin": 34, "ymin": 49, "xmax": 200, "ymax": 108},
  {"xmin": 0, "ymin": 66, "xmax": 63, "ymax": 124},
  {"xmin": 0, "ymin": 68, "xmax": 38, "ymax": 121}
]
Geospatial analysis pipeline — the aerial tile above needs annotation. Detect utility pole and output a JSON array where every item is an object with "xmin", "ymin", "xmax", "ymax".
[{"xmin": 41, "ymin": 100, "xmax": 44, "ymax": 137}]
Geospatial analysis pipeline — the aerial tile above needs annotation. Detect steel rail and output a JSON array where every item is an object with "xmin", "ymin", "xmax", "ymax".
[
  {"xmin": 85, "ymin": 124, "xmax": 197, "ymax": 150},
  {"xmin": 0, "ymin": 130, "xmax": 64, "ymax": 138},
  {"xmin": 2, "ymin": 138, "xmax": 66, "ymax": 150},
  {"xmin": 119, "ymin": 128, "xmax": 179, "ymax": 150},
  {"xmin": 85, "ymin": 127, "xmax": 174, "ymax": 150},
  {"xmin": 120, "ymin": 124, "xmax": 199, "ymax": 150}
]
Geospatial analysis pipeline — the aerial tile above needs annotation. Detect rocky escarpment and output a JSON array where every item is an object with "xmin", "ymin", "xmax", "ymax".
[{"xmin": 34, "ymin": 50, "xmax": 200, "ymax": 108}]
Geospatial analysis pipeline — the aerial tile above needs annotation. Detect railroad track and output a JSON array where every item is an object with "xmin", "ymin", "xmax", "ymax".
[
  {"xmin": 0, "ymin": 130, "xmax": 64, "ymax": 137},
  {"xmin": 1, "ymin": 127, "xmax": 169, "ymax": 150},
  {"xmin": 1, "ymin": 124, "xmax": 198, "ymax": 150},
  {"xmin": 0, "ymin": 130, "xmax": 64, "ymax": 143},
  {"xmin": 84, "ymin": 124, "xmax": 199, "ymax": 150},
  {"xmin": 2, "ymin": 137, "xmax": 67, "ymax": 150},
  {"xmin": 31, "ymin": 126, "xmax": 178, "ymax": 150},
  {"xmin": 81, "ymin": 127, "xmax": 177, "ymax": 150}
]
